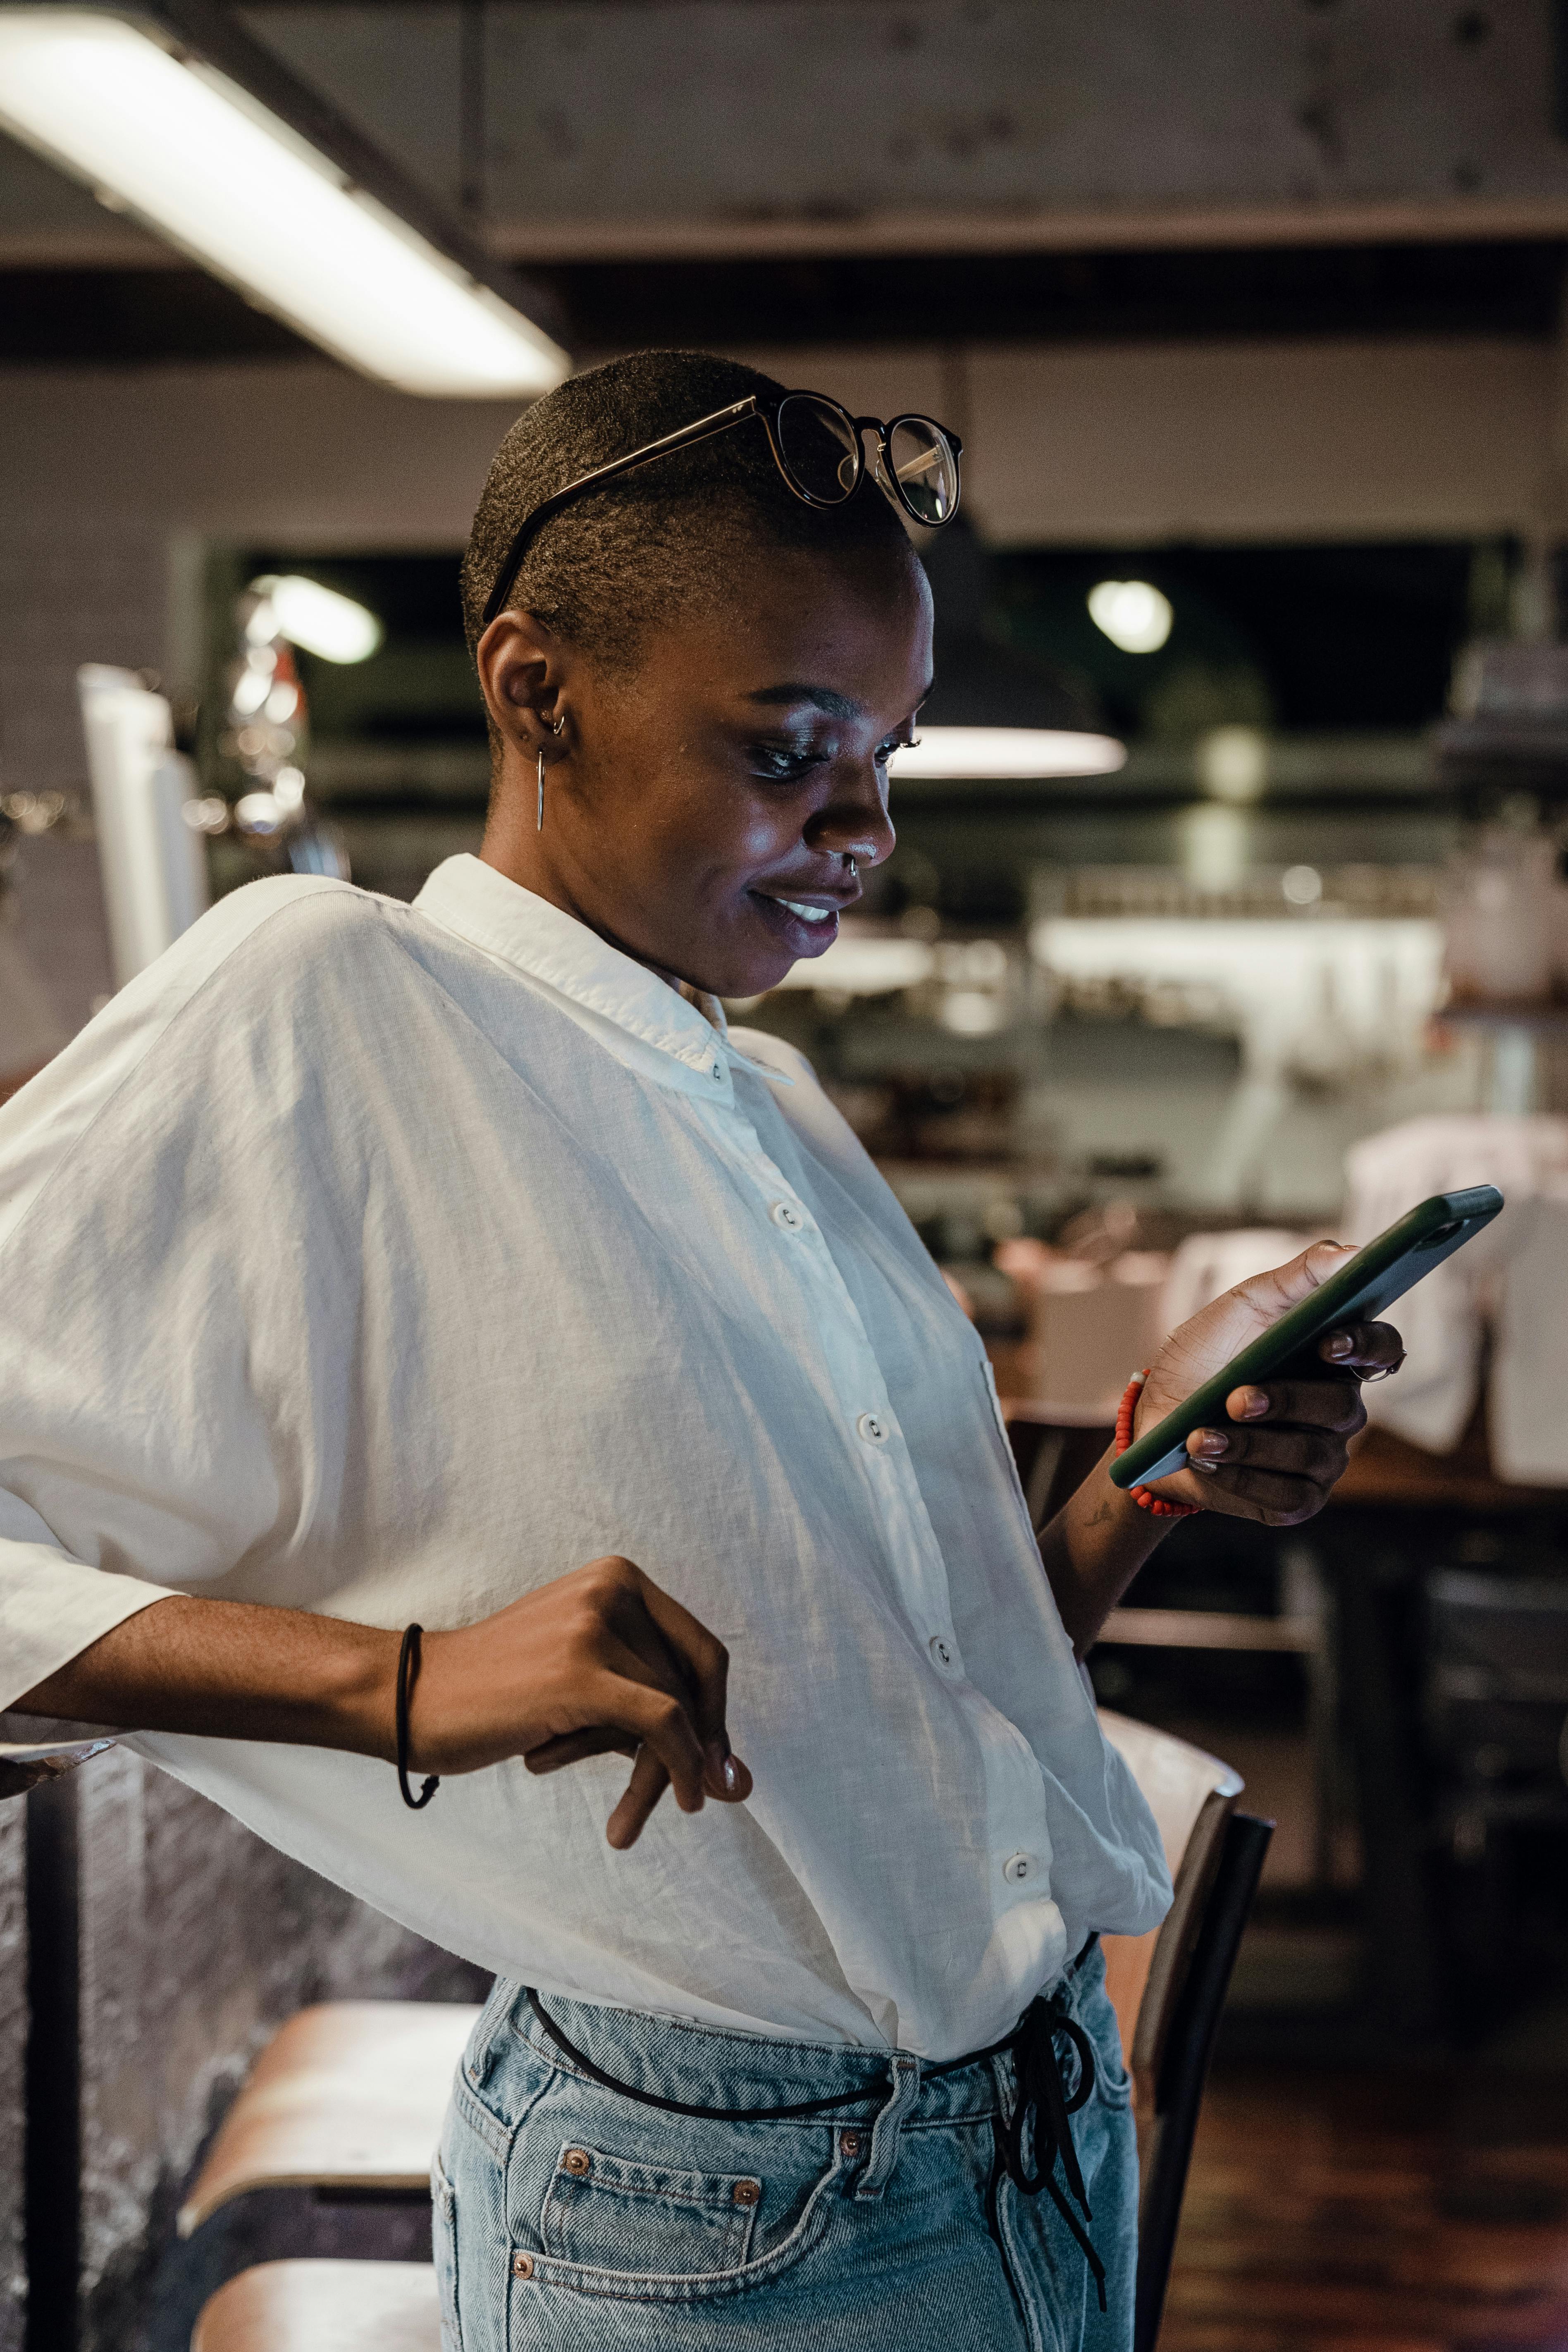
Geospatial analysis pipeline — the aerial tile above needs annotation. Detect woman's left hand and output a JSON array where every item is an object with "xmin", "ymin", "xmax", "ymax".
[{"xmin": 1133, "ymin": 1242, "xmax": 1403, "ymax": 1524}]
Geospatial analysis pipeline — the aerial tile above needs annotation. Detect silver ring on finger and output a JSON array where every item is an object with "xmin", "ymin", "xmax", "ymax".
[{"xmin": 1358, "ymin": 1354, "xmax": 1406, "ymax": 1383}]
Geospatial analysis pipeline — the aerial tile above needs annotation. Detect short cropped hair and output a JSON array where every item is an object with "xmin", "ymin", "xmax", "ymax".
[{"xmin": 459, "ymin": 349, "xmax": 913, "ymax": 674}]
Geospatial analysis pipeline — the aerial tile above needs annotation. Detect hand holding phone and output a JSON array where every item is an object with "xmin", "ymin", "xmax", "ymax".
[{"xmin": 1112, "ymin": 1189, "xmax": 1502, "ymax": 1522}]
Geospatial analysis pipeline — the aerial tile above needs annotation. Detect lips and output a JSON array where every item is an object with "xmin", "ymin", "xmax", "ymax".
[{"xmin": 747, "ymin": 888, "xmax": 852, "ymax": 955}]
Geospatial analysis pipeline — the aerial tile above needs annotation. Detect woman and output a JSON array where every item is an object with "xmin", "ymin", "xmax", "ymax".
[{"xmin": 3, "ymin": 351, "xmax": 1397, "ymax": 2350}]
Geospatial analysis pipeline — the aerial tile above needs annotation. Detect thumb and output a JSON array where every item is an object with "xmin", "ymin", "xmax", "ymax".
[{"xmin": 1162, "ymin": 1239, "xmax": 1356, "ymax": 1382}]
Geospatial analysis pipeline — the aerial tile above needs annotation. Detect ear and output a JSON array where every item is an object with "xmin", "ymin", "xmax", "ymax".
[{"xmin": 475, "ymin": 609, "xmax": 573, "ymax": 763}]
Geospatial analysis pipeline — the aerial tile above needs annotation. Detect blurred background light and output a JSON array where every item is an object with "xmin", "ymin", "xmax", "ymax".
[
  {"xmin": 250, "ymin": 576, "xmax": 383, "ymax": 666},
  {"xmin": 890, "ymin": 726, "xmax": 1126, "ymax": 780},
  {"xmin": 1087, "ymin": 579, "xmax": 1174, "ymax": 654},
  {"xmin": 1196, "ymin": 722, "xmax": 1269, "ymax": 803},
  {"xmin": 0, "ymin": 10, "xmax": 568, "ymax": 397},
  {"xmin": 768, "ymin": 935, "xmax": 936, "ymax": 994}
]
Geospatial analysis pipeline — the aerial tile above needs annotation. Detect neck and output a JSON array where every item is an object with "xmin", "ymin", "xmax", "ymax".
[{"xmin": 478, "ymin": 790, "xmax": 690, "ymax": 1000}]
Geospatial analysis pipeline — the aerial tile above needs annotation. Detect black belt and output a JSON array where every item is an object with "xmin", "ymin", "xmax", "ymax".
[{"xmin": 525, "ymin": 1946, "xmax": 1106, "ymax": 2315}]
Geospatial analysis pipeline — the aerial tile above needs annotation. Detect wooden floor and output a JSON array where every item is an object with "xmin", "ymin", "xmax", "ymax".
[{"xmin": 1162, "ymin": 2066, "xmax": 1568, "ymax": 2352}]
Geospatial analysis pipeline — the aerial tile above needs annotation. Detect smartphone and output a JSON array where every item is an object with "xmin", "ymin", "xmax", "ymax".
[{"xmin": 1109, "ymin": 1186, "xmax": 1504, "ymax": 1490}]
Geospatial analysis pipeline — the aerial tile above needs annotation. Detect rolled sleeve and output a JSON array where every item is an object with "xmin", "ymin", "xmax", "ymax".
[{"xmin": 0, "ymin": 1533, "xmax": 176, "ymax": 1710}]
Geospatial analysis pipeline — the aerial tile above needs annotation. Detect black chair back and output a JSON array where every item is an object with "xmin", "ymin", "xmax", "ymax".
[{"xmin": 1134, "ymin": 1810, "xmax": 1273, "ymax": 2352}]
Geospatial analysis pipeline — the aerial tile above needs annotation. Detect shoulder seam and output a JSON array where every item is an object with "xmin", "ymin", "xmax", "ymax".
[{"xmin": 0, "ymin": 886, "xmax": 396, "ymax": 1275}]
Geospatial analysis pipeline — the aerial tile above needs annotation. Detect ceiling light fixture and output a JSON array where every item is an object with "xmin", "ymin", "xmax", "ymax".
[
  {"xmin": 1087, "ymin": 580, "xmax": 1174, "ymax": 655},
  {"xmin": 0, "ymin": 5, "xmax": 569, "ymax": 397},
  {"xmin": 889, "ymin": 726, "xmax": 1126, "ymax": 781},
  {"xmin": 248, "ymin": 575, "xmax": 383, "ymax": 664}
]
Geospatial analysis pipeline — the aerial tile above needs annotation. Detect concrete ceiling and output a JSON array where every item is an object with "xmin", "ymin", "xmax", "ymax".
[
  {"xmin": 4, "ymin": 0, "xmax": 1568, "ymax": 361},
  {"xmin": 4, "ymin": 0, "xmax": 1568, "ymax": 265}
]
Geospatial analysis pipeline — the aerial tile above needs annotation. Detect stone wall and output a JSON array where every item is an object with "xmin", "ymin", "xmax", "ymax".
[
  {"xmin": 0, "ymin": 1754, "xmax": 484, "ymax": 2352},
  {"xmin": 72, "ymin": 1751, "xmax": 485, "ymax": 2352}
]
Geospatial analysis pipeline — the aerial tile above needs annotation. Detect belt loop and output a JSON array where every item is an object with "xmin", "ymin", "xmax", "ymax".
[{"xmin": 854, "ymin": 2052, "xmax": 920, "ymax": 2200}]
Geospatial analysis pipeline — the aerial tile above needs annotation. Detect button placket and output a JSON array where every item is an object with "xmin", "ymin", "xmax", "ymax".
[{"xmin": 706, "ymin": 1108, "xmax": 959, "ymax": 1632}]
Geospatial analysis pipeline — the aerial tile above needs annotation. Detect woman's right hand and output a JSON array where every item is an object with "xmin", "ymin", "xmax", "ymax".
[
  {"xmin": 409, "ymin": 1554, "xmax": 753, "ymax": 1848},
  {"xmin": 16, "ymin": 1555, "xmax": 751, "ymax": 1851}
]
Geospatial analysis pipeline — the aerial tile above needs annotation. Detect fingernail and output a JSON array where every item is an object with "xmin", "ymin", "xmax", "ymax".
[
  {"xmin": 1238, "ymin": 1388, "xmax": 1270, "ymax": 1421},
  {"xmin": 1324, "ymin": 1333, "xmax": 1355, "ymax": 1360},
  {"xmin": 722, "ymin": 1756, "xmax": 740, "ymax": 1794},
  {"xmin": 1190, "ymin": 1456, "xmax": 1220, "ymax": 1475},
  {"xmin": 706, "ymin": 1737, "xmax": 729, "ymax": 1777},
  {"xmin": 1191, "ymin": 1429, "xmax": 1229, "ymax": 1459}
]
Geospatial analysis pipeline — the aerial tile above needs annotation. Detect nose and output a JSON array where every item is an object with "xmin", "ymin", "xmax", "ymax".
[{"xmin": 805, "ymin": 756, "xmax": 896, "ymax": 870}]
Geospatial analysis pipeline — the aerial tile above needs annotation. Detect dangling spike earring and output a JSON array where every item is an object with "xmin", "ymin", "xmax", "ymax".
[{"xmin": 537, "ymin": 716, "xmax": 565, "ymax": 833}]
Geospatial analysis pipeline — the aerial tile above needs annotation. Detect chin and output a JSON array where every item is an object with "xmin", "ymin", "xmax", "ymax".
[{"xmin": 690, "ymin": 955, "xmax": 793, "ymax": 1003}]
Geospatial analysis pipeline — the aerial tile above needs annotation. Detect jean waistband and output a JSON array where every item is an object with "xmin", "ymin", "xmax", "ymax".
[{"xmin": 514, "ymin": 1935, "xmax": 1101, "ymax": 2131}]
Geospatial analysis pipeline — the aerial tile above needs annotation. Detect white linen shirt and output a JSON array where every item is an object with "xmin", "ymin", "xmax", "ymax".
[{"xmin": 0, "ymin": 855, "xmax": 1168, "ymax": 2058}]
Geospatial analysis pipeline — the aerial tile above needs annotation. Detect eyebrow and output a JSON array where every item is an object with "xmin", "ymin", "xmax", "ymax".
[
  {"xmin": 747, "ymin": 683, "xmax": 863, "ymax": 720},
  {"xmin": 746, "ymin": 679, "xmax": 936, "ymax": 721}
]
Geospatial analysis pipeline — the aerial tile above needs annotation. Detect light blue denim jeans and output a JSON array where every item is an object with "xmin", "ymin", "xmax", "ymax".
[{"xmin": 433, "ymin": 1939, "xmax": 1137, "ymax": 2352}]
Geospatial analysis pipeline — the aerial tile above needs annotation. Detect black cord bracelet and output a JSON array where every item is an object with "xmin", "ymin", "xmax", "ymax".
[{"xmin": 396, "ymin": 1623, "xmax": 440, "ymax": 1811}]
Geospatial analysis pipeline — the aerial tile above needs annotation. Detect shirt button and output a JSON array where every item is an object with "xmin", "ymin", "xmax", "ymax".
[
  {"xmin": 1002, "ymin": 1852, "xmax": 1033, "ymax": 1885},
  {"xmin": 855, "ymin": 1411, "xmax": 889, "ymax": 1446},
  {"xmin": 928, "ymin": 1633, "xmax": 956, "ymax": 1672},
  {"xmin": 770, "ymin": 1201, "xmax": 804, "ymax": 1232},
  {"xmin": 711, "ymin": 1061, "xmax": 724, "ymax": 1081}
]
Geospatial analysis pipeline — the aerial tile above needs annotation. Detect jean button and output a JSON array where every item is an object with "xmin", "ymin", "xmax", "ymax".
[{"xmin": 512, "ymin": 2252, "xmax": 535, "ymax": 2278}]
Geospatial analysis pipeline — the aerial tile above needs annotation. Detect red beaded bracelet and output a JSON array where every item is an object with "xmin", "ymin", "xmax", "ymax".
[{"xmin": 1114, "ymin": 1371, "xmax": 1202, "ymax": 1519}]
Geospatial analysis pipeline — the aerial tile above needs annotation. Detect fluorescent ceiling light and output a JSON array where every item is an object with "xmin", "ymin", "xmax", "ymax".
[
  {"xmin": 1088, "ymin": 580, "xmax": 1174, "ymax": 655},
  {"xmin": 889, "ymin": 726, "xmax": 1126, "ymax": 780},
  {"xmin": 249, "ymin": 575, "xmax": 382, "ymax": 664},
  {"xmin": 0, "ymin": 10, "xmax": 568, "ymax": 397}
]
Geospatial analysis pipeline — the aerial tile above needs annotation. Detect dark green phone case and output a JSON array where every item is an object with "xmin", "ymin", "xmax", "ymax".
[{"xmin": 1109, "ymin": 1185, "xmax": 1504, "ymax": 1489}]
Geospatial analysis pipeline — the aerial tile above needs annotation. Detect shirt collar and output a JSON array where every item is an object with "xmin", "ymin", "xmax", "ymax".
[{"xmin": 414, "ymin": 854, "xmax": 737, "ymax": 1092}]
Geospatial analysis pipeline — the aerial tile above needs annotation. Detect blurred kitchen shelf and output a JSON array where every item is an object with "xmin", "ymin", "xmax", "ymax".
[
  {"xmin": 1103, "ymin": 1607, "xmax": 1320, "ymax": 1653},
  {"xmin": 306, "ymin": 740, "xmax": 489, "ymax": 805},
  {"xmin": 890, "ymin": 731, "xmax": 1446, "ymax": 807}
]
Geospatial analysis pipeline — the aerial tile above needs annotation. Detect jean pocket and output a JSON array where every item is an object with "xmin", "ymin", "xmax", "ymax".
[
  {"xmin": 540, "ymin": 2141, "xmax": 761, "ymax": 2275},
  {"xmin": 432, "ymin": 2151, "xmax": 464, "ymax": 2352}
]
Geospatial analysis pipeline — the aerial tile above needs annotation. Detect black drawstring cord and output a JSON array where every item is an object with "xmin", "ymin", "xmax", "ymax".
[
  {"xmin": 527, "ymin": 1989, "xmax": 887, "ymax": 2122},
  {"xmin": 983, "ymin": 1994, "xmax": 1107, "ymax": 2314},
  {"xmin": 525, "ymin": 1965, "xmax": 1105, "ymax": 2312},
  {"xmin": 396, "ymin": 1624, "xmax": 440, "ymax": 1810}
]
